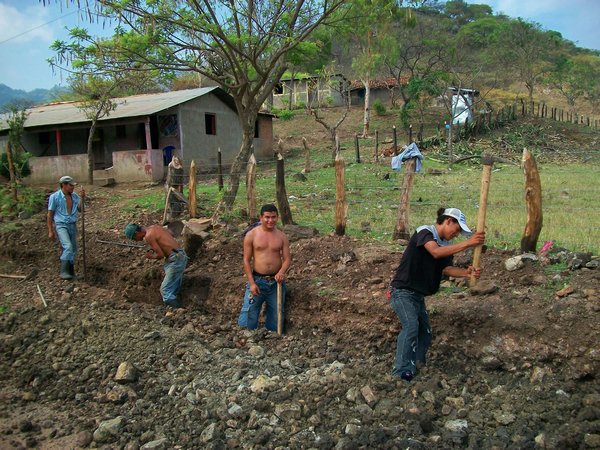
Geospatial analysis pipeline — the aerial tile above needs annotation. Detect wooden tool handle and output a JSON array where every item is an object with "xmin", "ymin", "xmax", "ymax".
[
  {"xmin": 276, "ymin": 282, "xmax": 283, "ymax": 336},
  {"xmin": 470, "ymin": 164, "xmax": 492, "ymax": 287}
]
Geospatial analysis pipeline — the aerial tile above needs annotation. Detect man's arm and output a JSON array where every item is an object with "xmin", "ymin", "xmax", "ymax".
[
  {"xmin": 243, "ymin": 232, "xmax": 259, "ymax": 295},
  {"xmin": 424, "ymin": 232, "xmax": 485, "ymax": 259},
  {"xmin": 443, "ymin": 265, "xmax": 481, "ymax": 279},
  {"xmin": 275, "ymin": 233, "xmax": 291, "ymax": 283},
  {"xmin": 47, "ymin": 210, "xmax": 55, "ymax": 239}
]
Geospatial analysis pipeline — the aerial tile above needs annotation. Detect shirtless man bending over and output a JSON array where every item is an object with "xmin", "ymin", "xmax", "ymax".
[
  {"xmin": 124, "ymin": 223, "xmax": 189, "ymax": 309},
  {"xmin": 238, "ymin": 204, "xmax": 291, "ymax": 332}
]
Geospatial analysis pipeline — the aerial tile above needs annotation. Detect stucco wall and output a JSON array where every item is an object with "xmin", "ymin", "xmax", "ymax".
[
  {"xmin": 179, "ymin": 96, "xmax": 243, "ymax": 171},
  {"xmin": 111, "ymin": 149, "xmax": 164, "ymax": 182},
  {"xmin": 26, "ymin": 154, "xmax": 88, "ymax": 185}
]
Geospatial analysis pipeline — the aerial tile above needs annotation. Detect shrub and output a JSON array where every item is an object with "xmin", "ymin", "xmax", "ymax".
[
  {"xmin": 373, "ymin": 99, "xmax": 386, "ymax": 115},
  {"xmin": 0, "ymin": 151, "xmax": 31, "ymax": 179},
  {"xmin": 275, "ymin": 109, "xmax": 295, "ymax": 121}
]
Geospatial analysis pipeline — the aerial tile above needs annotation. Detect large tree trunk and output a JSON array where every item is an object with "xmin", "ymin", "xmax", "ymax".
[
  {"xmin": 361, "ymin": 79, "xmax": 371, "ymax": 137},
  {"xmin": 6, "ymin": 142, "xmax": 18, "ymax": 206},
  {"xmin": 87, "ymin": 120, "xmax": 97, "ymax": 184},
  {"xmin": 211, "ymin": 124, "xmax": 255, "ymax": 223}
]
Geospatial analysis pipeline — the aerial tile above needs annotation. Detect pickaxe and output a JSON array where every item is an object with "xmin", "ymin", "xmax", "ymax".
[
  {"xmin": 0, "ymin": 268, "xmax": 38, "ymax": 281},
  {"xmin": 96, "ymin": 239, "xmax": 146, "ymax": 249}
]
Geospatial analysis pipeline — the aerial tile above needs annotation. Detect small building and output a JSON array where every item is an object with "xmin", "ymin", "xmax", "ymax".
[
  {"xmin": 449, "ymin": 87, "xmax": 479, "ymax": 125},
  {"xmin": 349, "ymin": 77, "xmax": 409, "ymax": 106},
  {"xmin": 269, "ymin": 74, "xmax": 350, "ymax": 109},
  {"xmin": 0, "ymin": 87, "xmax": 273, "ymax": 184}
]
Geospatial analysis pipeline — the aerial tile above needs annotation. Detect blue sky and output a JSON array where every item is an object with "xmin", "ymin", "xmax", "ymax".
[{"xmin": 0, "ymin": 0, "xmax": 599, "ymax": 92}]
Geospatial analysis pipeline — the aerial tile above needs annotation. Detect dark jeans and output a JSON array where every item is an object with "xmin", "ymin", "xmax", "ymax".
[{"xmin": 390, "ymin": 287, "xmax": 432, "ymax": 377}]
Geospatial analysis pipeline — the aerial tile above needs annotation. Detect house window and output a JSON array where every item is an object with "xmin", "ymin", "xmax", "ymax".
[
  {"xmin": 38, "ymin": 131, "xmax": 50, "ymax": 145},
  {"xmin": 116, "ymin": 125, "xmax": 126, "ymax": 138},
  {"xmin": 159, "ymin": 114, "xmax": 178, "ymax": 137},
  {"xmin": 274, "ymin": 83, "xmax": 284, "ymax": 95},
  {"xmin": 205, "ymin": 113, "xmax": 216, "ymax": 135}
]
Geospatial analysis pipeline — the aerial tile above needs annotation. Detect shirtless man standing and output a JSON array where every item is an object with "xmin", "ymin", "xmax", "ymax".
[
  {"xmin": 124, "ymin": 223, "xmax": 189, "ymax": 309},
  {"xmin": 238, "ymin": 204, "xmax": 291, "ymax": 332}
]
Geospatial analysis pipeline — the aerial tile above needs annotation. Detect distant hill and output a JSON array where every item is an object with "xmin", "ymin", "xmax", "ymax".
[{"xmin": 0, "ymin": 84, "xmax": 69, "ymax": 111}]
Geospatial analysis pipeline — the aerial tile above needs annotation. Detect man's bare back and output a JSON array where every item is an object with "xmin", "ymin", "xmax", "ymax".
[{"xmin": 144, "ymin": 225, "xmax": 181, "ymax": 259}]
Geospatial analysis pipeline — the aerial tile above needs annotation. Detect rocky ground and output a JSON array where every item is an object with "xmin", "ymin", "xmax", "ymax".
[{"xmin": 0, "ymin": 183, "xmax": 599, "ymax": 450}]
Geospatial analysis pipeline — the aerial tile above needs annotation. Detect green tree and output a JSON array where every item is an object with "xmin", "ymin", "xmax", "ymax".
[
  {"xmin": 49, "ymin": 27, "xmax": 168, "ymax": 184},
  {"xmin": 490, "ymin": 19, "xmax": 559, "ymax": 113},
  {"xmin": 2, "ymin": 107, "xmax": 29, "ymax": 208},
  {"xmin": 42, "ymin": 0, "xmax": 346, "ymax": 216},
  {"xmin": 546, "ymin": 54, "xmax": 599, "ymax": 116},
  {"xmin": 341, "ymin": 0, "xmax": 405, "ymax": 137},
  {"xmin": 383, "ymin": 10, "xmax": 450, "ymax": 130}
]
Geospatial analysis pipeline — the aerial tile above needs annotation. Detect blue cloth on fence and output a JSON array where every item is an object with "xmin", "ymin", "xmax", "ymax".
[{"xmin": 391, "ymin": 142, "xmax": 423, "ymax": 173}]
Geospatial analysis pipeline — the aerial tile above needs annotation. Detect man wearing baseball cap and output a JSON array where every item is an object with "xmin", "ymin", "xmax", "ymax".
[
  {"xmin": 47, "ymin": 176, "xmax": 85, "ymax": 279},
  {"xmin": 388, "ymin": 207, "xmax": 485, "ymax": 382}
]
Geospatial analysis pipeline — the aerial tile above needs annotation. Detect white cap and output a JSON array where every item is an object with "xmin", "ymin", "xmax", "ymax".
[{"xmin": 443, "ymin": 208, "xmax": 472, "ymax": 235}]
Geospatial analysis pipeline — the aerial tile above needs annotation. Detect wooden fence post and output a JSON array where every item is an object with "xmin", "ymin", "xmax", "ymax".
[
  {"xmin": 335, "ymin": 142, "xmax": 346, "ymax": 236},
  {"xmin": 392, "ymin": 157, "xmax": 417, "ymax": 240},
  {"xmin": 217, "ymin": 147, "xmax": 223, "ymax": 191},
  {"xmin": 354, "ymin": 133, "xmax": 361, "ymax": 163},
  {"xmin": 275, "ymin": 141, "xmax": 293, "ymax": 225},
  {"xmin": 521, "ymin": 148, "xmax": 543, "ymax": 253},
  {"xmin": 302, "ymin": 137, "xmax": 311, "ymax": 174},
  {"xmin": 393, "ymin": 125, "xmax": 398, "ymax": 155},
  {"xmin": 189, "ymin": 160, "xmax": 197, "ymax": 218},
  {"xmin": 374, "ymin": 130, "xmax": 379, "ymax": 162},
  {"xmin": 246, "ymin": 152, "xmax": 257, "ymax": 223},
  {"xmin": 408, "ymin": 124, "xmax": 413, "ymax": 143}
]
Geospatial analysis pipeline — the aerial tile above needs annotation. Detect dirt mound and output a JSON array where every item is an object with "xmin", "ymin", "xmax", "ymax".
[{"xmin": 1, "ymin": 185, "xmax": 599, "ymax": 449}]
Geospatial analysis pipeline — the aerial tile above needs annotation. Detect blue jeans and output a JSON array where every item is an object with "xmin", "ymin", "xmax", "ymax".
[
  {"xmin": 161, "ymin": 249, "xmax": 188, "ymax": 305},
  {"xmin": 241, "ymin": 277, "xmax": 285, "ymax": 332},
  {"xmin": 55, "ymin": 222, "xmax": 77, "ymax": 262},
  {"xmin": 390, "ymin": 287, "xmax": 432, "ymax": 377}
]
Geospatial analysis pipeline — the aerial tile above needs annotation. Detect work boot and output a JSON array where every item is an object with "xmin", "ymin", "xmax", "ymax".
[
  {"xmin": 68, "ymin": 261, "xmax": 77, "ymax": 279},
  {"xmin": 60, "ymin": 260, "xmax": 73, "ymax": 280}
]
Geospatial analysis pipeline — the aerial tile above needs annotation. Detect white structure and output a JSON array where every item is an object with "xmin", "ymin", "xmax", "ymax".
[{"xmin": 449, "ymin": 87, "xmax": 479, "ymax": 125}]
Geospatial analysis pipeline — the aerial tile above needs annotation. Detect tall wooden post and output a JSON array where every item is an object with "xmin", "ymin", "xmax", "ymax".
[
  {"xmin": 374, "ymin": 130, "xmax": 379, "ymax": 162},
  {"xmin": 246, "ymin": 153, "xmax": 257, "ymax": 223},
  {"xmin": 392, "ymin": 157, "xmax": 417, "ymax": 240},
  {"xmin": 520, "ymin": 148, "xmax": 543, "ymax": 253},
  {"xmin": 446, "ymin": 121, "xmax": 453, "ymax": 163},
  {"xmin": 217, "ymin": 147, "xmax": 223, "ymax": 191},
  {"xmin": 188, "ymin": 160, "xmax": 197, "ymax": 218},
  {"xmin": 392, "ymin": 125, "xmax": 398, "ymax": 155},
  {"xmin": 5, "ymin": 142, "xmax": 17, "ymax": 204},
  {"xmin": 354, "ymin": 133, "xmax": 361, "ymax": 163},
  {"xmin": 80, "ymin": 185, "xmax": 86, "ymax": 281},
  {"xmin": 408, "ymin": 124, "xmax": 413, "ymax": 144},
  {"xmin": 302, "ymin": 137, "xmax": 310, "ymax": 174},
  {"xmin": 335, "ymin": 146, "xmax": 346, "ymax": 236},
  {"xmin": 275, "ymin": 141, "xmax": 293, "ymax": 225}
]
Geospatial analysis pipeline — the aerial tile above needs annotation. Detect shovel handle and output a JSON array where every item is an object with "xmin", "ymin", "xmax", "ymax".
[{"xmin": 276, "ymin": 282, "xmax": 283, "ymax": 336}]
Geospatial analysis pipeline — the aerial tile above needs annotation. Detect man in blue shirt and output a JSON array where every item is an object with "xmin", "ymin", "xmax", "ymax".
[{"xmin": 47, "ymin": 176, "xmax": 85, "ymax": 280}]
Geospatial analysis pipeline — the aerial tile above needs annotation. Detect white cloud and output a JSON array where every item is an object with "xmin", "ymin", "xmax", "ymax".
[{"xmin": 0, "ymin": 3, "xmax": 59, "ymax": 44}]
